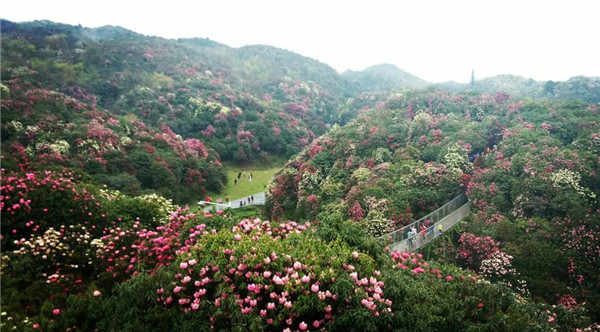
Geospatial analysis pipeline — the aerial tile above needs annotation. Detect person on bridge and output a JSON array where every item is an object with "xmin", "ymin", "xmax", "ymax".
[
  {"xmin": 438, "ymin": 224, "xmax": 444, "ymax": 234},
  {"xmin": 407, "ymin": 230, "xmax": 414, "ymax": 248}
]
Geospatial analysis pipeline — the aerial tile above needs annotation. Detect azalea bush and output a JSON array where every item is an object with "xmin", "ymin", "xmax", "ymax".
[
  {"xmin": 0, "ymin": 168, "xmax": 107, "ymax": 250},
  {"xmin": 34, "ymin": 218, "xmax": 393, "ymax": 331}
]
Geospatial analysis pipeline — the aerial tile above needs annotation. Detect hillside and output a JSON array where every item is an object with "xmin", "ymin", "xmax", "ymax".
[
  {"xmin": 266, "ymin": 89, "xmax": 600, "ymax": 321},
  {"xmin": 0, "ymin": 19, "xmax": 344, "ymax": 161}
]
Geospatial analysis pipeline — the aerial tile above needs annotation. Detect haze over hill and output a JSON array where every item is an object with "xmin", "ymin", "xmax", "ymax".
[{"xmin": 4, "ymin": 0, "xmax": 599, "ymax": 83}]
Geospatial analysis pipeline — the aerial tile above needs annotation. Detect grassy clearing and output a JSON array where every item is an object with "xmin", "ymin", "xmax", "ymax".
[{"xmin": 205, "ymin": 156, "xmax": 287, "ymax": 202}]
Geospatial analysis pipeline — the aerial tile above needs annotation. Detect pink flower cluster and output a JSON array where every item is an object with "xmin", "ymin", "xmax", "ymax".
[
  {"xmin": 162, "ymin": 239, "xmax": 391, "ymax": 329},
  {"xmin": 232, "ymin": 218, "xmax": 313, "ymax": 240},
  {"xmin": 456, "ymin": 233, "xmax": 501, "ymax": 271},
  {"xmin": 99, "ymin": 208, "xmax": 204, "ymax": 279}
]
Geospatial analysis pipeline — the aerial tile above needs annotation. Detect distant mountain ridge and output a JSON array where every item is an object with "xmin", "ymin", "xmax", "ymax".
[
  {"xmin": 342, "ymin": 63, "xmax": 430, "ymax": 92},
  {"xmin": 436, "ymin": 74, "xmax": 600, "ymax": 102},
  {"xmin": 3, "ymin": 18, "xmax": 597, "ymax": 102}
]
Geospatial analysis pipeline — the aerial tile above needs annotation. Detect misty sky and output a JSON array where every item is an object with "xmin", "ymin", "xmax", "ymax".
[{"xmin": 3, "ymin": 0, "xmax": 599, "ymax": 83}]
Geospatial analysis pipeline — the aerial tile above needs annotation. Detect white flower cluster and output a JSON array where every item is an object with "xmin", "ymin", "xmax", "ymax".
[
  {"xmin": 550, "ymin": 169, "xmax": 596, "ymax": 199},
  {"xmin": 99, "ymin": 187, "xmax": 125, "ymax": 201},
  {"xmin": 8, "ymin": 120, "xmax": 23, "ymax": 132},
  {"xmin": 480, "ymin": 251, "xmax": 516, "ymax": 278},
  {"xmin": 443, "ymin": 143, "xmax": 469, "ymax": 171},
  {"xmin": 79, "ymin": 138, "xmax": 102, "ymax": 151},
  {"xmin": 480, "ymin": 251, "xmax": 530, "ymax": 296},
  {"xmin": 364, "ymin": 210, "xmax": 394, "ymax": 237},
  {"xmin": 298, "ymin": 169, "xmax": 323, "ymax": 192},
  {"xmin": 48, "ymin": 140, "xmax": 70, "ymax": 154},
  {"xmin": 119, "ymin": 136, "xmax": 133, "ymax": 146},
  {"xmin": 372, "ymin": 148, "xmax": 392, "ymax": 164},
  {"xmin": 363, "ymin": 197, "xmax": 394, "ymax": 237},
  {"xmin": 352, "ymin": 167, "xmax": 371, "ymax": 183},
  {"xmin": 12, "ymin": 225, "xmax": 99, "ymax": 283},
  {"xmin": 135, "ymin": 193, "xmax": 177, "ymax": 224},
  {"xmin": 413, "ymin": 110, "xmax": 433, "ymax": 124}
]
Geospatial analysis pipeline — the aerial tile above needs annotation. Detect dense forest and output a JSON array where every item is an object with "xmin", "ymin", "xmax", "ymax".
[{"xmin": 1, "ymin": 19, "xmax": 599, "ymax": 331}]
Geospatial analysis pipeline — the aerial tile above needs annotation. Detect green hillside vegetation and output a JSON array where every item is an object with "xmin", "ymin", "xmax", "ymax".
[
  {"xmin": 267, "ymin": 89, "xmax": 600, "ymax": 323},
  {"xmin": 2, "ymin": 19, "xmax": 600, "ymax": 331}
]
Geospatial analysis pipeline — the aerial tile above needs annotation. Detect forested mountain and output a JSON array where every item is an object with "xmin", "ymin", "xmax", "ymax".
[
  {"xmin": 436, "ymin": 74, "xmax": 600, "ymax": 103},
  {"xmin": 2, "ymin": 19, "xmax": 599, "ymax": 331},
  {"xmin": 342, "ymin": 63, "xmax": 429, "ymax": 92},
  {"xmin": 1, "ymin": 19, "xmax": 352, "ymax": 202}
]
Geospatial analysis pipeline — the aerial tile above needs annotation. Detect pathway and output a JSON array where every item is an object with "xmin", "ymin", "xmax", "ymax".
[{"xmin": 198, "ymin": 192, "xmax": 265, "ymax": 212}]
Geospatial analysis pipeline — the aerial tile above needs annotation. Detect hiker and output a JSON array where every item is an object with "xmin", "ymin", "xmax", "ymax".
[
  {"xmin": 438, "ymin": 224, "xmax": 444, "ymax": 234},
  {"xmin": 407, "ymin": 230, "xmax": 414, "ymax": 248},
  {"xmin": 237, "ymin": 172, "xmax": 241, "ymax": 180},
  {"xmin": 239, "ymin": 201, "xmax": 243, "ymax": 207},
  {"xmin": 234, "ymin": 179, "xmax": 237, "ymax": 185},
  {"xmin": 226, "ymin": 196, "xmax": 230, "ymax": 203},
  {"xmin": 251, "ymin": 195, "xmax": 254, "ymax": 202},
  {"xmin": 420, "ymin": 225, "xmax": 426, "ymax": 239}
]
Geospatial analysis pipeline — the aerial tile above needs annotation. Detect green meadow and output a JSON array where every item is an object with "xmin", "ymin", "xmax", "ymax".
[{"xmin": 203, "ymin": 157, "xmax": 287, "ymax": 201}]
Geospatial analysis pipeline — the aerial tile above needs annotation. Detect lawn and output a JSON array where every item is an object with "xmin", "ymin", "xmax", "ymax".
[{"xmin": 204, "ymin": 157, "xmax": 287, "ymax": 202}]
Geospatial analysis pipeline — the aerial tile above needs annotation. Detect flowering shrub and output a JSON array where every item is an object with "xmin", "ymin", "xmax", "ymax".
[
  {"xmin": 456, "ymin": 233, "xmax": 501, "ymax": 271},
  {"xmin": 158, "ymin": 231, "xmax": 392, "ymax": 331},
  {"xmin": 134, "ymin": 193, "xmax": 177, "ymax": 224},
  {"xmin": 550, "ymin": 169, "xmax": 596, "ymax": 199},
  {"xmin": 1, "ymin": 168, "xmax": 106, "ymax": 249},
  {"xmin": 479, "ymin": 251, "xmax": 529, "ymax": 296}
]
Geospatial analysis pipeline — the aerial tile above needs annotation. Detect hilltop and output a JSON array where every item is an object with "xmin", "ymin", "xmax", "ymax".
[{"xmin": 342, "ymin": 63, "xmax": 429, "ymax": 92}]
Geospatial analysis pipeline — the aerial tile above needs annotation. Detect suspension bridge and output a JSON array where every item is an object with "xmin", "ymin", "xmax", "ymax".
[{"xmin": 380, "ymin": 193, "xmax": 471, "ymax": 252}]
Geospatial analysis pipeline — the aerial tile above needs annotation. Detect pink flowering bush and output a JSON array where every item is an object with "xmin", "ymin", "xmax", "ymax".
[
  {"xmin": 69, "ymin": 219, "xmax": 393, "ymax": 331},
  {"xmin": 456, "ymin": 233, "xmax": 501, "ymax": 271},
  {"xmin": 1, "ymin": 168, "xmax": 106, "ymax": 249}
]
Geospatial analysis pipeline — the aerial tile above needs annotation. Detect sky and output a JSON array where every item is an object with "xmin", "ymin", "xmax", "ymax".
[{"xmin": 3, "ymin": 0, "xmax": 599, "ymax": 83}]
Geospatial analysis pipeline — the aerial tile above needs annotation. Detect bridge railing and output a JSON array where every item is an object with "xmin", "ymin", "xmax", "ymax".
[
  {"xmin": 390, "ymin": 200, "xmax": 471, "ymax": 253},
  {"xmin": 379, "ymin": 193, "xmax": 469, "ymax": 245}
]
